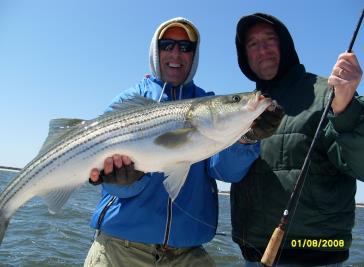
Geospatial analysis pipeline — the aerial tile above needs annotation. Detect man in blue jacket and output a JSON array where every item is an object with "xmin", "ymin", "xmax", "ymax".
[{"xmin": 84, "ymin": 17, "xmax": 283, "ymax": 267}]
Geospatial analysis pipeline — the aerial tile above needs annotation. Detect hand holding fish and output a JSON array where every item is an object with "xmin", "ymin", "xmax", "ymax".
[
  {"xmin": 328, "ymin": 52, "xmax": 362, "ymax": 114},
  {"xmin": 240, "ymin": 102, "xmax": 284, "ymax": 143},
  {"xmin": 89, "ymin": 154, "xmax": 144, "ymax": 185}
]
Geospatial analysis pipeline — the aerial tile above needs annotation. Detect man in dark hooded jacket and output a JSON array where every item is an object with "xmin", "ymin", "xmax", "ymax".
[{"xmin": 231, "ymin": 13, "xmax": 363, "ymax": 266}]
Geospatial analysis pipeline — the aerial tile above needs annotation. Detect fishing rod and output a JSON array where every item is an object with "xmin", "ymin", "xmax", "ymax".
[{"xmin": 261, "ymin": 9, "xmax": 364, "ymax": 267}]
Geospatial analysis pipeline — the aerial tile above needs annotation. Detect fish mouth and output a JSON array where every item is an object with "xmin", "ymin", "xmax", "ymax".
[{"xmin": 246, "ymin": 91, "xmax": 272, "ymax": 111}]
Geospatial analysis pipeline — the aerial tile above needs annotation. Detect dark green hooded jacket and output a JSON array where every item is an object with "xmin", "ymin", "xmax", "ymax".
[{"xmin": 231, "ymin": 13, "xmax": 364, "ymax": 264}]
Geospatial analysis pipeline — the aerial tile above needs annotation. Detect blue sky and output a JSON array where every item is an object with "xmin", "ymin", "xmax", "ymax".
[{"xmin": 0, "ymin": 1, "xmax": 363, "ymax": 201}]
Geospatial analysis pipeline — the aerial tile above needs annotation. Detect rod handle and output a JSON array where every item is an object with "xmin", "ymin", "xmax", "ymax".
[{"xmin": 260, "ymin": 227, "xmax": 285, "ymax": 266}]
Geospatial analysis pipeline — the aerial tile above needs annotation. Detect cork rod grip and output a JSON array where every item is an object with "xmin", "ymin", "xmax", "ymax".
[{"xmin": 260, "ymin": 227, "xmax": 285, "ymax": 266}]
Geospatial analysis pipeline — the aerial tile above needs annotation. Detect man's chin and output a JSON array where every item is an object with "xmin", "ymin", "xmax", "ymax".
[
  {"xmin": 257, "ymin": 65, "xmax": 278, "ymax": 79},
  {"xmin": 258, "ymin": 70, "xmax": 278, "ymax": 80},
  {"xmin": 164, "ymin": 76, "xmax": 186, "ymax": 86}
]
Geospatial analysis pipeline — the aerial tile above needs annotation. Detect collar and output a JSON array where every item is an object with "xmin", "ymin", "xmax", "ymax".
[
  {"xmin": 150, "ymin": 76, "xmax": 196, "ymax": 101},
  {"xmin": 257, "ymin": 64, "xmax": 306, "ymax": 96}
]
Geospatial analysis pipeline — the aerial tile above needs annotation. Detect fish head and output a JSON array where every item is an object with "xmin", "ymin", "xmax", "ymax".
[{"xmin": 189, "ymin": 91, "xmax": 272, "ymax": 143}]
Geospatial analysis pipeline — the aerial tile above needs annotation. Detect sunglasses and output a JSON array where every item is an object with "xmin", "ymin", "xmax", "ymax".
[{"xmin": 158, "ymin": 39, "xmax": 196, "ymax": 53}]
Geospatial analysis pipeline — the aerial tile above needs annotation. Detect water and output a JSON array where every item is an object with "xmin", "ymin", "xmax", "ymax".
[{"xmin": 0, "ymin": 170, "xmax": 363, "ymax": 267}]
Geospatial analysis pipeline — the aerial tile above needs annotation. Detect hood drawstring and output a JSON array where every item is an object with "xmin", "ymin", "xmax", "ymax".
[
  {"xmin": 158, "ymin": 82, "xmax": 167, "ymax": 102},
  {"xmin": 179, "ymin": 85, "xmax": 183, "ymax": 100},
  {"xmin": 158, "ymin": 83, "xmax": 184, "ymax": 102}
]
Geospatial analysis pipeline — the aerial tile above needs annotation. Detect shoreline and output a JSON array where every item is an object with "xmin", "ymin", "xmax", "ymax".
[{"xmin": 219, "ymin": 192, "xmax": 364, "ymax": 208}]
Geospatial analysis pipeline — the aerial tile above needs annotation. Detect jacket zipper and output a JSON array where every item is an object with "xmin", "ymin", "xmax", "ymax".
[
  {"xmin": 94, "ymin": 195, "xmax": 116, "ymax": 239},
  {"xmin": 162, "ymin": 86, "xmax": 178, "ymax": 248},
  {"xmin": 95, "ymin": 85, "xmax": 181, "ymax": 245},
  {"xmin": 162, "ymin": 197, "xmax": 173, "ymax": 248}
]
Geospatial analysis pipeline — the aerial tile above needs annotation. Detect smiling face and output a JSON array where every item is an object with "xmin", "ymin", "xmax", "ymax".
[
  {"xmin": 245, "ymin": 23, "xmax": 280, "ymax": 80},
  {"xmin": 159, "ymin": 27, "xmax": 194, "ymax": 86}
]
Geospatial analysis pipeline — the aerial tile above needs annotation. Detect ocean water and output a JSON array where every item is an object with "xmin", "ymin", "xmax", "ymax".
[{"xmin": 0, "ymin": 170, "xmax": 363, "ymax": 267}]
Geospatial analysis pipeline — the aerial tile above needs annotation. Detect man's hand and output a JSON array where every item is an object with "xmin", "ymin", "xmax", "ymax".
[
  {"xmin": 240, "ymin": 102, "xmax": 284, "ymax": 143},
  {"xmin": 328, "ymin": 52, "xmax": 362, "ymax": 114},
  {"xmin": 89, "ymin": 154, "xmax": 144, "ymax": 185}
]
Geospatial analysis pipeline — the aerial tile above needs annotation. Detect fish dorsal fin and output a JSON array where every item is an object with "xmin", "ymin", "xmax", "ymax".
[
  {"xmin": 42, "ymin": 186, "xmax": 78, "ymax": 214},
  {"xmin": 38, "ymin": 118, "xmax": 85, "ymax": 156},
  {"xmin": 106, "ymin": 95, "xmax": 158, "ymax": 114}
]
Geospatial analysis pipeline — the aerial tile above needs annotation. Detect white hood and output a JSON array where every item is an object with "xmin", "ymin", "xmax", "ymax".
[{"xmin": 149, "ymin": 17, "xmax": 200, "ymax": 85}]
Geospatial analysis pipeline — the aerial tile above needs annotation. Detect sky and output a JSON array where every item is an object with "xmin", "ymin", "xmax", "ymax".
[{"xmin": 0, "ymin": 0, "xmax": 363, "ymax": 201}]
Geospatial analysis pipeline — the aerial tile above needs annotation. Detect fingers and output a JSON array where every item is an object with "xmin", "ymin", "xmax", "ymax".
[
  {"xmin": 104, "ymin": 154, "xmax": 133, "ymax": 174},
  {"xmin": 340, "ymin": 52, "xmax": 361, "ymax": 68},
  {"xmin": 89, "ymin": 168, "xmax": 100, "ymax": 183},
  {"xmin": 90, "ymin": 154, "xmax": 134, "ymax": 185},
  {"xmin": 246, "ymin": 103, "xmax": 284, "ymax": 140},
  {"xmin": 328, "ymin": 52, "xmax": 362, "ymax": 86},
  {"xmin": 328, "ymin": 52, "xmax": 362, "ymax": 114},
  {"xmin": 104, "ymin": 157, "xmax": 114, "ymax": 175},
  {"xmin": 90, "ymin": 154, "xmax": 132, "ymax": 182},
  {"xmin": 122, "ymin": 155, "xmax": 132, "ymax": 165},
  {"xmin": 112, "ymin": 154, "xmax": 132, "ymax": 168},
  {"xmin": 113, "ymin": 154, "xmax": 123, "ymax": 169},
  {"xmin": 103, "ymin": 156, "xmax": 144, "ymax": 185}
]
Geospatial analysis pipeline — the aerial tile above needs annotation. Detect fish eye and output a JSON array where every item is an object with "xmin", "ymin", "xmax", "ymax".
[{"xmin": 232, "ymin": 95, "xmax": 241, "ymax": 102}]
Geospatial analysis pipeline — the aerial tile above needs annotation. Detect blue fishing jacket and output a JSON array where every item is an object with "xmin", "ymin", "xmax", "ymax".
[{"xmin": 89, "ymin": 75, "xmax": 260, "ymax": 247}]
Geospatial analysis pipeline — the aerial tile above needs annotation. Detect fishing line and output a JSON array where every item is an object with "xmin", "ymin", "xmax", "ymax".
[
  {"xmin": 174, "ymin": 198, "xmax": 265, "ymax": 260},
  {"xmin": 216, "ymin": 229, "xmax": 267, "ymax": 260},
  {"xmin": 173, "ymin": 201, "xmax": 216, "ymax": 230},
  {"xmin": 273, "ymin": 164, "xmax": 310, "ymax": 266}
]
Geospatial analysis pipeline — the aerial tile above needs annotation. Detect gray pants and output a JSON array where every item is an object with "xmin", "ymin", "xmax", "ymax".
[{"xmin": 84, "ymin": 232, "xmax": 216, "ymax": 267}]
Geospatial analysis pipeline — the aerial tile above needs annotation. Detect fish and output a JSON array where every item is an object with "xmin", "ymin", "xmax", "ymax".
[{"xmin": 0, "ymin": 91, "xmax": 272, "ymax": 245}]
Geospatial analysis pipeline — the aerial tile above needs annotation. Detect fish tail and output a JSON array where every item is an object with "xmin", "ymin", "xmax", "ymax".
[{"xmin": 0, "ymin": 212, "xmax": 10, "ymax": 246}]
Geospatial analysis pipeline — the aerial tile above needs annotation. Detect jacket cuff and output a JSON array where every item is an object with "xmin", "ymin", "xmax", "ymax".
[
  {"xmin": 209, "ymin": 142, "xmax": 260, "ymax": 183},
  {"xmin": 102, "ymin": 174, "xmax": 151, "ymax": 198},
  {"xmin": 89, "ymin": 177, "xmax": 103, "ymax": 186},
  {"xmin": 328, "ymin": 97, "xmax": 362, "ymax": 133}
]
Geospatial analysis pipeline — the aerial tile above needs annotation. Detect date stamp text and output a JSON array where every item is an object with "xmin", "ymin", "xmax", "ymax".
[{"xmin": 290, "ymin": 239, "xmax": 344, "ymax": 248}]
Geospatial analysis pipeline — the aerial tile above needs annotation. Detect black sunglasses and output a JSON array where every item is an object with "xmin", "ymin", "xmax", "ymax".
[{"xmin": 158, "ymin": 39, "xmax": 196, "ymax": 53}]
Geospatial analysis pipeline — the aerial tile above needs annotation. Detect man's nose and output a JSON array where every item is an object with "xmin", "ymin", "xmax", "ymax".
[
  {"xmin": 170, "ymin": 44, "xmax": 182, "ymax": 55},
  {"xmin": 257, "ymin": 41, "xmax": 270, "ymax": 52}
]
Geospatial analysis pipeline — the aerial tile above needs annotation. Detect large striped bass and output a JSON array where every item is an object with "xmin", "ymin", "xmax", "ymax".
[{"xmin": 0, "ymin": 91, "xmax": 272, "ymax": 245}]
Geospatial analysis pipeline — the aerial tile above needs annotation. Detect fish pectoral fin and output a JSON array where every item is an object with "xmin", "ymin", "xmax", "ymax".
[
  {"xmin": 38, "ymin": 118, "xmax": 85, "ymax": 156},
  {"xmin": 154, "ymin": 128, "xmax": 195, "ymax": 149},
  {"xmin": 42, "ymin": 186, "xmax": 78, "ymax": 214},
  {"xmin": 163, "ymin": 163, "xmax": 191, "ymax": 201}
]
